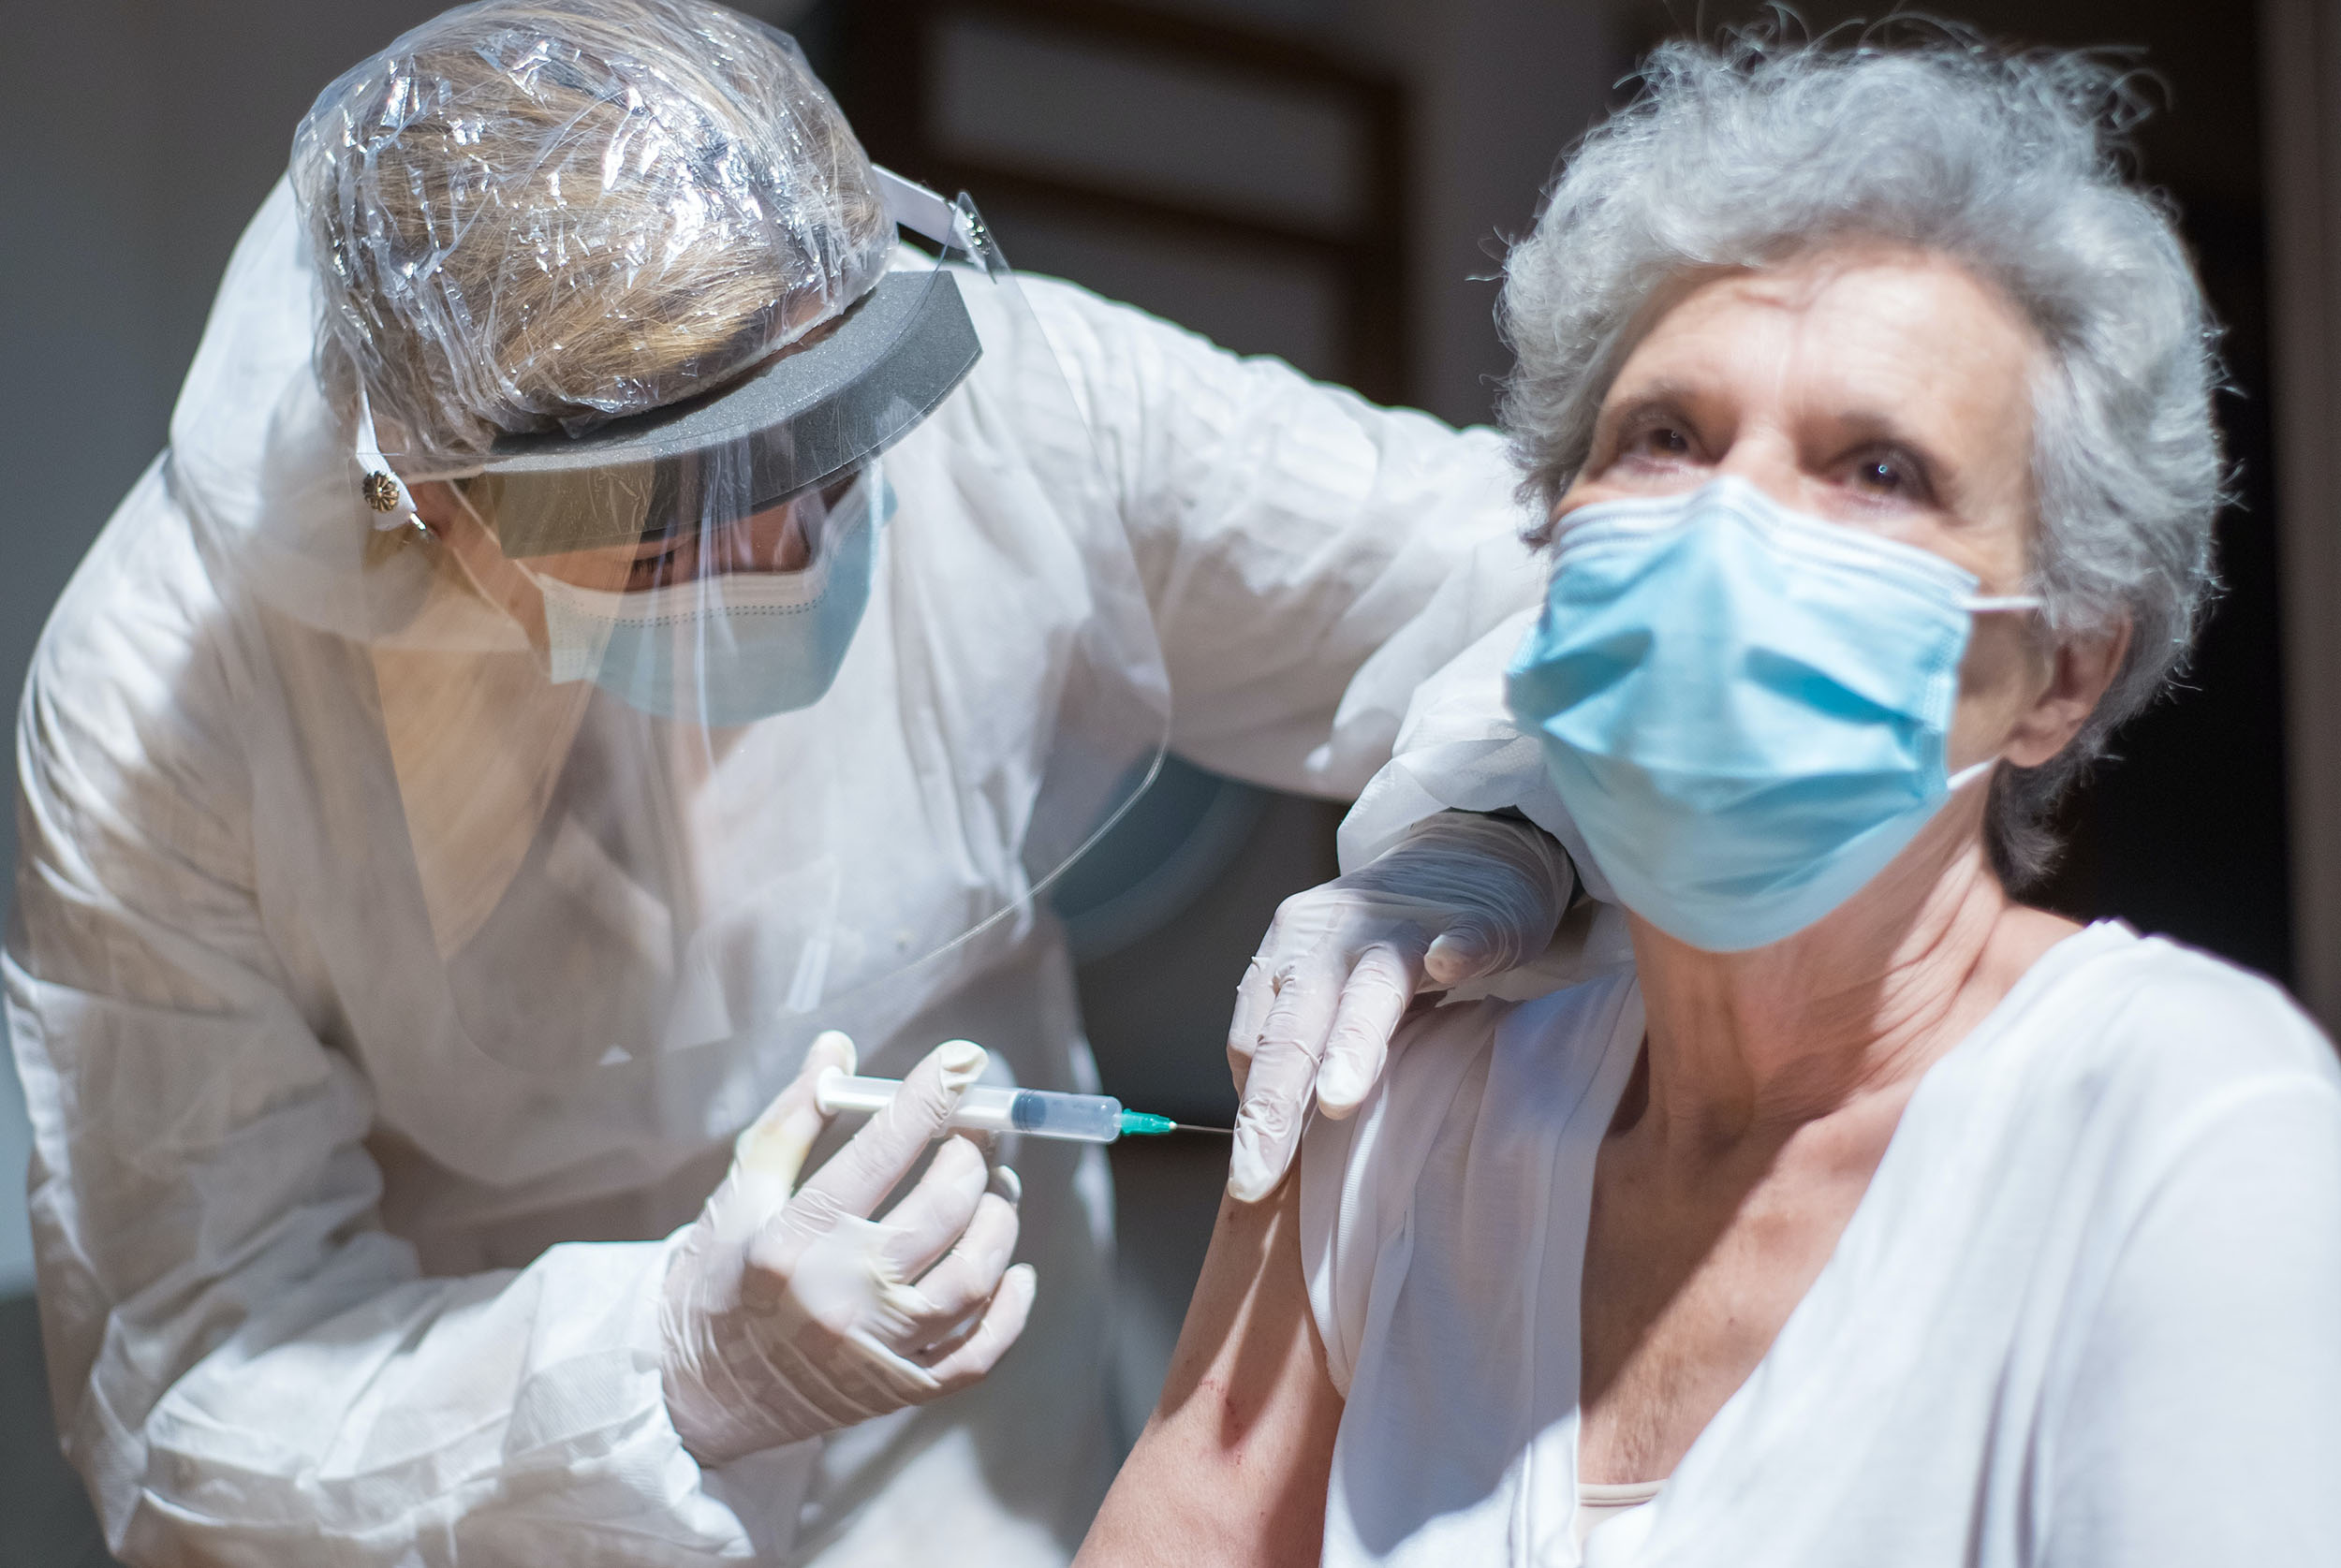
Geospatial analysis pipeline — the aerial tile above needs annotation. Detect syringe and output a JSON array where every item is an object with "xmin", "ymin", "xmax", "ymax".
[{"xmin": 816, "ymin": 1066, "xmax": 1227, "ymax": 1144}]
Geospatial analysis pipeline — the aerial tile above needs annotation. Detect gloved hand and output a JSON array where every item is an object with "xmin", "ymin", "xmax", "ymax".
[
  {"xmin": 1225, "ymin": 811, "xmax": 1572, "ymax": 1201},
  {"xmin": 659, "ymin": 1033, "xmax": 1037, "ymax": 1465}
]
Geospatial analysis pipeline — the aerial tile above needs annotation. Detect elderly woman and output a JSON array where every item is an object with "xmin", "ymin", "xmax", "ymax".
[{"xmin": 1078, "ymin": 35, "xmax": 2341, "ymax": 1568}]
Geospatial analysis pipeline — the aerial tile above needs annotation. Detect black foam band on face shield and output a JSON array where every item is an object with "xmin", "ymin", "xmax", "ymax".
[{"xmin": 477, "ymin": 268, "xmax": 979, "ymax": 558}]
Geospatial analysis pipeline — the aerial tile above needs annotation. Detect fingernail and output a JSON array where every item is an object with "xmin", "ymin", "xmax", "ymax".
[
  {"xmin": 940, "ymin": 1133, "xmax": 988, "ymax": 1184},
  {"xmin": 813, "ymin": 1030, "xmax": 858, "ymax": 1072},
  {"xmin": 937, "ymin": 1039, "xmax": 986, "ymax": 1087},
  {"xmin": 1424, "ymin": 933, "xmax": 1486, "ymax": 983},
  {"xmin": 1227, "ymin": 1148, "xmax": 1273, "ymax": 1204},
  {"xmin": 989, "ymin": 1164, "xmax": 1023, "ymax": 1205},
  {"xmin": 1318, "ymin": 1061, "xmax": 1362, "ymax": 1106}
]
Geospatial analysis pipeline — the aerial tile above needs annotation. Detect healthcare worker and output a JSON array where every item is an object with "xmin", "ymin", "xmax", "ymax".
[{"xmin": 6, "ymin": 3, "xmax": 1571, "ymax": 1564}]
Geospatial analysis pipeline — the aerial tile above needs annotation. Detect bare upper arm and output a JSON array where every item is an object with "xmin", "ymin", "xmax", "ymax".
[{"xmin": 1077, "ymin": 1169, "xmax": 1344, "ymax": 1567}]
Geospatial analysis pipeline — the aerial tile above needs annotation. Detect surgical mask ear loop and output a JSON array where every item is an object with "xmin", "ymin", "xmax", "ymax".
[
  {"xmin": 1946, "ymin": 758, "xmax": 2003, "ymax": 792},
  {"xmin": 1947, "ymin": 592, "xmax": 2050, "ymax": 793}
]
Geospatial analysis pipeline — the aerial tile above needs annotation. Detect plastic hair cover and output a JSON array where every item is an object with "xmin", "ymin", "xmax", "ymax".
[
  {"xmin": 170, "ymin": 0, "xmax": 1169, "ymax": 1073},
  {"xmin": 292, "ymin": 0, "xmax": 895, "ymax": 468}
]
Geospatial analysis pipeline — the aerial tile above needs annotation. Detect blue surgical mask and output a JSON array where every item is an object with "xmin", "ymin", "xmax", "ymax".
[
  {"xmin": 1505, "ymin": 477, "xmax": 2040, "ymax": 951},
  {"xmin": 528, "ymin": 469, "xmax": 895, "ymax": 726}
]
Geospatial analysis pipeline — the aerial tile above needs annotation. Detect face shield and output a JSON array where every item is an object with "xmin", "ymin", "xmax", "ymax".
[
  {"xmin": 202, "ymin": 166, "xmax": 1170, "ymax": 1077},
  {"xmin": 358, "ymin": 170, "xmax": 988, "ymax": 728}
]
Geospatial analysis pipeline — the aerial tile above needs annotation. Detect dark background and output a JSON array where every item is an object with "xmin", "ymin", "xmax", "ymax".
[{"xmin": 0, "ymin": 1, "xmax": 2298, "ymax": 1561}]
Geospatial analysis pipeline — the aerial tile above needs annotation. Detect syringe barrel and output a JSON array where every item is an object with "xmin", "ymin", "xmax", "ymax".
[
  {"xmin": 993, "ymin": 1087, "xmax": 1124, "ymax": 1142},
  {"xmin": 817, "ymin": 1074, "xmax": 1125, "ymax": 1143}
]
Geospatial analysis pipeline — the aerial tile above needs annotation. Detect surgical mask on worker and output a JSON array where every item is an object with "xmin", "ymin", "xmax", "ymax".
[
  {"xmin": 525, "ymin": 468, "xmax": 894, "ymax": 725},
  {"xmin": 1506, "ymin": 476, "xmax": 2041, "ymax": 951}
]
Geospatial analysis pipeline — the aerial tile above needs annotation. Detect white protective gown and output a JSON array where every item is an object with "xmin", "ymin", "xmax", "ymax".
[{"xmin": 6, "ymin": 181, "xmax": 1548, "ymax": 1566}]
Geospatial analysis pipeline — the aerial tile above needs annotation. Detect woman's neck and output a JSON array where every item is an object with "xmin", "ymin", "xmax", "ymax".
[{"xmin": 1627, "ymin": 798, "xmax": 2080, "ymax": 1150}]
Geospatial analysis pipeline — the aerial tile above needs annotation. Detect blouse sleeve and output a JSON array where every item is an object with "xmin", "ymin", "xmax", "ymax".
[
  {"xmin": 1297, "ymin": 1004, "xmax": 1501, "ymax": 1396},
  {"xmin": 2039, "ymin": 1059, "xmax": 2341, "ymax": 1566}
]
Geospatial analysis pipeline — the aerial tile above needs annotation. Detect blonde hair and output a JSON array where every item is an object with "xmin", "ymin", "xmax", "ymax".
[{"xmin": 293, "ymin": 0, "xmax": 892, "ymax": 468}]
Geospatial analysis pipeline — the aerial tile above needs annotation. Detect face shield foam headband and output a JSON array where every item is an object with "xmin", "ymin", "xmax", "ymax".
[{"xmin": 352, "ymin": 167, "xmax": 980, "ymax": 558}]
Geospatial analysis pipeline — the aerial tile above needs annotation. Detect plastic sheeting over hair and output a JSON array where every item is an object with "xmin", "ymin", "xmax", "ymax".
[{"xmin": 292, "ymin": 0, "xmax": 894, "ymax": 466}]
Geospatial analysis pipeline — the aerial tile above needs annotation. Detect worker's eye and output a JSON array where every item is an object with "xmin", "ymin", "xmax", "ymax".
[{"xmin": 627, "ymin": 539, "xmax": 691, "ymax": 591}]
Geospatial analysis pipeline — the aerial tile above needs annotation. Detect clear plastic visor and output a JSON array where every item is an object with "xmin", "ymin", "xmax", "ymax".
[{"xmin": 345, "ymin": 180, "xmax": 1171, "ymax": 1075}]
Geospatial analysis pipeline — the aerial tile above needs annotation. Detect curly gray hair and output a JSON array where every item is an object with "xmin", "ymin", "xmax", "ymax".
[{"xmin": 1497, "ymin": 28, "xmax": 2226, "ymax": 887}]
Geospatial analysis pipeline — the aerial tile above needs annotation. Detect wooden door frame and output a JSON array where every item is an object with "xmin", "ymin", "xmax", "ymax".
[
  {"xmin": 2264, "ymin": 0, "xmax": 2341, "ymax": 1025},
  {"xmin": 834, "ymin": 0, "xmax": 1411, "ymax": 403}
]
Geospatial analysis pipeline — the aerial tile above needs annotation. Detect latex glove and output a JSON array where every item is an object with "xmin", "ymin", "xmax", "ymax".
[
  {"xmin": 659, "ymin": 1033, "xmax": 1037, "ymax": 1464},
  {"xmin": 1226, "ymin": 811, "xmax": 1571, "ymax": 1201}
]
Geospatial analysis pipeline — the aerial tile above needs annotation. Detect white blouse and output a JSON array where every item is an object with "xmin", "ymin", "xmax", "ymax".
[
  {"xmin": 1300, "ymin": 923, "xmax": 2341, "ymax": 1566},
  {"xmin": 1575, "ymin": 1481, "xmax": 1663, "ymax": 1549}
]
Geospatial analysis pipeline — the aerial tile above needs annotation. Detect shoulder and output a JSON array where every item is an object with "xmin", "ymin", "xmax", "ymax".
[
  {"xmin": 1006, "ymin": 266, "xmax": 1215, "ymax": 364},
  {"xmin": 953, "ymin": 261, "xmax": 1223, "ymax": 420},
  {"xmin": 973, "ymin": 261, "xmax": 1481, "ymax": 467},
  {"xmin": 2012, "ymin": 938, "xmax": 2341, "ymax": 1548},
  {"xmin": 935, "ymin": 262, "xmax": 1206, "ymax": 479},
  {"xmin": 1308, "ymin": 965, "xmax": 1637, "ymax": 1193},
  {"xmin": 28, "ymin": 461, "xmax": 233, "ymax": 751},
  {"xmin": 1954, "ymin": 926, "xmax": 2341, "ymax": 1299},
  {"xmin": 19, "ymin": 459, "xmax": 249, "ymax": 872},
  {"xmin": 1298, "ymin": 969, "xmax": 1638, "ymax": 1391},
  {"xmin": 2092, "ymin": 932, "xmax": 2341, "ymax": 1226},
  {"xmin": 2074, "ymin": 923, "xmax": 2324, "ymax": 1036},
  {"xmin": 2021, "ymin": 925, "xmax": 2339, "ymax": 1139},
  {"xmin": 1376, "ymin": 963, "xmax": 1642, "ymax": 1115}
]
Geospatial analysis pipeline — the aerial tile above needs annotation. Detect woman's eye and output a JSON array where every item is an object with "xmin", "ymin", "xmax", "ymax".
[
  {"xmin": 1627, "ymin": 424, "xmax": 1693, "ymax": 460},
  {"xmin": 1848, "ymin": 448, "xmax": 1929, "ymax": 500}
]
